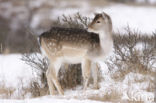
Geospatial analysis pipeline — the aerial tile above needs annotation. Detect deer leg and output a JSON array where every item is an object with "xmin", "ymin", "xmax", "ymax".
[
  {"xmin": 46, "ymin": 68, "xmax": 55, "ymax": 95},
  {"xmin": 52, "ymin": 61, "xmax": 64, "ymax": 95},
  {"xmin": 47, "ymin": 62, "xmax": 64, "ymax": 95},
  {"xmin": 91, "ymin": 62, "xmax": 99, "ymax": 89},
  {"xmin": 82, "ymin": 59, "xmax": 91, "ymax": 90}
]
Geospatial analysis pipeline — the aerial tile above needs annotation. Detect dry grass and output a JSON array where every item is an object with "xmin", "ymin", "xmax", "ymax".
[
  {"xmin": 0, "ymin": 87, "xmax": 15, "ymax": 99},
  {"xmin": 0, "ymin": 80, "xmax": 15, "ymax": 99},
  {"xmin": 89, "ymin": 89, "xmax": 122, "ymax": 102}
]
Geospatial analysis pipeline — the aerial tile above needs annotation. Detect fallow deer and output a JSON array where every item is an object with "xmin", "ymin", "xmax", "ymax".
[{"xmin": 39, "ymin": 12, "xmax": 113, "ymax": 95}]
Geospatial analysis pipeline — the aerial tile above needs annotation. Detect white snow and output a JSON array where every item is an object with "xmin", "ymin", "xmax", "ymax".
[
  {"xmin": 0, "ymin": 54, "xmax": 34, "ymax": 88},
  {"xmin": 0, "ymin": 97, "xmax": 107, "ymax": 103},
  {"xmin": 100, "ymin": 5, "xmax": 156, "ymax": 34}
]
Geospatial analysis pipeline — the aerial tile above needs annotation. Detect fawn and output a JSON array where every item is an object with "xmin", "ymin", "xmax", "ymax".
[{"xmin": 39, "ymin": 12, "xmax": 113, "ymax": 95}]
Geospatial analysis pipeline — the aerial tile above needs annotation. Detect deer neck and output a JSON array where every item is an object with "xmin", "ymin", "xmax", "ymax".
[{"xmin": 98, "ymin": 30, "xmax": 113, "ymax": 55}]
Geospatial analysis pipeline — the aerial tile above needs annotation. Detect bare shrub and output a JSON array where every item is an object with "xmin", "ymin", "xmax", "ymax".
[
  {"xmin": 51, "ymin": 13, "xmax": 91, "ymax": 29},
  {"xmin": 21, "ymin": 53, "xmax": 48, "ymax": 97},
  {"xmin": 107, "ymin": 28, "xmax": 156, "ymax": 91}
]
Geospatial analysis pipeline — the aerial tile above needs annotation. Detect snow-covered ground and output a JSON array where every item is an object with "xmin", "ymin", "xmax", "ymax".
[
  {"xmin": 0, "ymin": 54, "xmax": 33, "ymax": 88},
  {"xmin": 0, "ymin": 53, "xmax": 155, "ymax": 102},
  {"xmin": 0, "ymin": 97, "xmax": 105, "ymax": 103}
]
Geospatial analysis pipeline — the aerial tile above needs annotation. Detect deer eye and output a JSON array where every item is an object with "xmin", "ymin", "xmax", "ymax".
[{"xmin": 96, "ymin": 21, "xmax": 100, "ymax": 23}]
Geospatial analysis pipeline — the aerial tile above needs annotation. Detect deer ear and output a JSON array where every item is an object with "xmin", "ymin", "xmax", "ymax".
[{"xmin": 102, "ymin": 12, "xmax": 106, "ymax": 19}]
